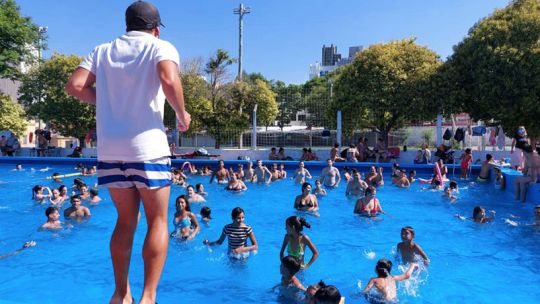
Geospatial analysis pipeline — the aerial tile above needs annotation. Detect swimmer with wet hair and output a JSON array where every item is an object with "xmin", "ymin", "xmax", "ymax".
[
  {"xmin": 472, "ymin": 206, "xmax": 496, "ymax": 223},
  {"xmin": 313, "ymin": 282, "xmax": 343, "ymax": 304},
  {"xmin": 363, "ymin": 259, "xmax": 418, "ymax": 303},
  {"xmin": 203, "ymin": 207, "xmax": 258, "ymax": 258},
  {"xmin": 32, "ymin": 185, "xmax": 52, "ymax": 204},
  {"xmin": 279, "ymin": 256, "xmax": 306, "ymax": 293},
  {"xmin": 172, "ymin": 195, "xmax": 200, "ymax": 240},
  {"xmin": 200, "ymin": 207, "xmax": 212, "ymax": 223},
  {"xmin": 397, "ymin": 226, "xmax": 430, "ymax": 266},
  {"xmin": 279, "ymin": 216, "xmax": 319, "ymax": 270},
  {"xmin": 40, "ymin": 206, "xmax": 63, "ymax": 230},
  {"xmin": 186, "ymin": 185, "xmax": 206, "ymax": 203},
  {"xmin": 89, "ymin": 187, "xmax": 101, "ymax": 204},
  {"xmin": 195, "ymin": 183, "xmax": 208, "ymax": 196}
]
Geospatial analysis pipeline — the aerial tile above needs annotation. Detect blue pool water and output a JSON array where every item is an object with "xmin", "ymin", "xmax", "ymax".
[{"xmin": 0, "ymin": 161, "xmax": 539, "ymax": 303}]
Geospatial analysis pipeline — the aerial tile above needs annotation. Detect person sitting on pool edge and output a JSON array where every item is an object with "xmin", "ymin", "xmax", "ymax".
[
  {"xmin": 40, "ymin": 206, "xmax": 63, "ymax": 230},
  {"xmin": 64, "ymin": 195, "xmax": 91, "ymax": 219},
  {"xmin": 397, "ymin": 226, "xmax": 430, "ymax": 266},
  {"xmin": 294, "ymin": 182, "xmax": 319, "ymax": 212},
  {"xmin": 354, "ymin": 186, "xmax": 384, "ymax": 217},
  {"xmin": 477, "ymin": 154, "xmax": 494, "ymax": 182},
  {"xmin": 203, "ymin": 207, "xmax": 258, "ymax": 259}
]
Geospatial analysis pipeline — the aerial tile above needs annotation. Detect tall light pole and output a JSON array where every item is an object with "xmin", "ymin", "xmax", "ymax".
[
  {"xmin": 37, "ymin": 26, "xmax": 47, "ymax": 130},
  {"xmin": 233, "ymin": 3, "xmax": 250, "ymax": 81},
  {"xmin": 234, "ymin": 4, "xmax": 250, "ymax": 148}
]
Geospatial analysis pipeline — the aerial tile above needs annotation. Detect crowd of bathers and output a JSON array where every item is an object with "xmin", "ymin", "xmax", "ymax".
[{"xmin": 8, "ymin": 143, "xmax": 540, "ymax": 302}]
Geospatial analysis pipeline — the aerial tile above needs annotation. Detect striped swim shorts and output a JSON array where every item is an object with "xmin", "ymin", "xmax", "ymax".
[{"xmin": 97, "ymin": 157, "xmax": 172, "ymax": 189}]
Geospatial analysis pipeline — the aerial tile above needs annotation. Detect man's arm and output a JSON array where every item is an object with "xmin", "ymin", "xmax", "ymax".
[
  {"xmin": 65, "ymin": 67, "xmax": 96, "ymax": 104},
  {"xmin": 157, "ymin": 60, "xmax": 191, "ymax": 132}
]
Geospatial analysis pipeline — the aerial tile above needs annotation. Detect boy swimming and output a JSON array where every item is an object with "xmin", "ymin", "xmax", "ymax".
[{"xmin": 396, "ymin": 226, "xmax": 430, "ymax": 266}]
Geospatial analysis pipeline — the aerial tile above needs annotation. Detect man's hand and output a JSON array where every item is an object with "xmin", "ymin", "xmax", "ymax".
[{"xmin": 177, "ymin": 111, "xmax": 191, "ymax": 132}]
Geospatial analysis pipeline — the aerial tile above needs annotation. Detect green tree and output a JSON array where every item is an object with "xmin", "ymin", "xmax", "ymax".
[
  {"xmin": 0, "ymin": 0, "xmax": 42, "ymax": 80},
  {"xmin": 18, "ymin": 53, "xmax": 95, "ymax": 142},
  {"xmin": 333, "ymin": 39, "xmax": 442, "ymax": 146},
  {"xmin": 204, "ymin": 49, "xmax": 236, "ymax": 110},
  {"xmin": 0, "ymin": 93, "xmax": 26, "ymax": 135},
  {"xmin": 445, "ymin": 0, "xmax": 540, "ymax": 138},
  {"xmin": 274, "ymin": 83, "xmax": 303, "ymax": 130}
]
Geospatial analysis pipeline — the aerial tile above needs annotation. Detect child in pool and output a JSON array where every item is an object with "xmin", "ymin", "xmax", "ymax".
[
  {"xmin": 397, "ymin": 226, "xmax": 430, "ymax": 266},
  {"xmin": 473, "ymin": 206, "xmax": 496, "ymax": 223},
  {"xmin": 32, "ymin": 185, "xmax": 52, "ymax": 204},
  {"xmin": 459, "ymin": 148, "xmax": 473, "ymax": 179},
  {"xmin": 313, "ymin": 180, "xmax": 327, "ymax": 196},
  {"xmin": 532, "ymin": 205, "xmax": 540, "ymax": 226},
  {"xmin": 89, "ymin": 188, "xmax": 102, "ymax": 204},
  {"xmin": 363, "ymin": 259, "xmax": 418, "ymax": 303},
  {"xmin": 456, "ymin": 206, "xmax": 496, "ymax": 223},
  {"xmin": 494, "ymin": 167, "xmax": 505, "ymax": 190},
  {"xmin": 195, "ymin": 183, "xmax": 208, "ymax": 196},
  {"xmin": 200, "ymin": 207, "xmax": 212, "ymax": 223},
  {"xmin": 307, "ymin": 282, "xmax": 344, "ymax": 304},
  {"xmin": 203, "ymin": 207, "xmax": 258, "ymax": 258},
  {"xmin": 408, "ymin": 170, "xmax": 416, "ymax": 183},
  {"xmin": 443, "ymin": 186, "xmax": 457, "ymax": 202},
  {"xmin": 278, "ymin": 256, "xmax": 306, "ymax": 299},
  {"xmin": 279, "ymin": 216, "xmax": 318, "ymax": 270}
]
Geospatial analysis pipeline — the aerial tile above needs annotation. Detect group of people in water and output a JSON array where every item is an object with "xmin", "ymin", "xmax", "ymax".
[{"xmin": 8, "ymin": 143, "xmax": 540, "ymax": 303}]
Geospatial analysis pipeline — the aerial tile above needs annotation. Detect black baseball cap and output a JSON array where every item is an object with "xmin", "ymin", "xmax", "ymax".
[{"xmin": 125, "ymin": 1, "xmax": 164, "ymax": 31}]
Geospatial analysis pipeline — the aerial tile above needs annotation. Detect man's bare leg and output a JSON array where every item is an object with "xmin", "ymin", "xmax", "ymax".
[
  {"xmin": 139, "ymin": 185, "xmax": 170, "ymax": 304},
  {"xmin": 109, "ymin": 188, "xmax": 141, "ymax": 304}
]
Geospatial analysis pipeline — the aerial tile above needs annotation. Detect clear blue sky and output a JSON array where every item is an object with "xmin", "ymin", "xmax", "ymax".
[{"xmin": 17, "ymin": 0, "xmax": 510, "ymax": 84}]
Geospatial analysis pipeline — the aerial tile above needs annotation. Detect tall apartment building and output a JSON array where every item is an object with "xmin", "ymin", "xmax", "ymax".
[
  {"xmin": 322, "ymin": 44, "xmax": 342, "ymax": 66},
  {"xmin": 310, "ymin": 44, "xmax": 363, "ymax": 79}
]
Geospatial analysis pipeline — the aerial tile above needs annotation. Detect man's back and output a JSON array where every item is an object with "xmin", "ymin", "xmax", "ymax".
[{"xmin": 80, "ymin": 31, "xmax": 179, "ymax": 161}]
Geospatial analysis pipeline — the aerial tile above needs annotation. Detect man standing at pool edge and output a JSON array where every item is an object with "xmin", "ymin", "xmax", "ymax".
[{"xmin": 65, "ymin": 1, "xmax": 191, "ymax": 303}]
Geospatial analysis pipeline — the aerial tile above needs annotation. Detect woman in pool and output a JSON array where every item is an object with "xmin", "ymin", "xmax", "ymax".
[
  {"xmin": 203, "ymin": 207, "xmax": 258, "ymax": 259},
  {"xmin": 293, "ymin": 161, "xmax": 312, "ymax": 184},
  {"xmin": 195, "ymin": 183, "xmax": 208, "ymax": 197},
  {"xmin": 172, "ymin": 195, "xmax": 200, "ymax": 240},
  {"xmin": 279, "ymin": 216, "xmax": 319, "ymax": 270},
  {"xmin": 32, "ymin": 185, "xmax": 52, "ymax": 204},
  {"xmin": 57, "ymin": 185, "xmax": 69, "ymax": 202},
  {"xmin": 186, "ymin": 185, "xmax": 206, "ymax": 203},
  {"xmin": 354, "ymin": 186, "xmax": 384, "ymax": 217},
  {"xmin": 313, "ymin": 180, "xmax": 327, "ymax": 197},
  {"xmin": 294, "ymin": 183, "xmax": 319, "ymax": 212},
  {"xmin": 79, "ymin": 184, "xmax": 91, "ymax": 201},
  {"xmin": 226, "ymin": 173, "xmax": 247, "ymax": 191},
  {"xmin": 48, "ymin": 188, "xmax": 64, "ymax": 206}
]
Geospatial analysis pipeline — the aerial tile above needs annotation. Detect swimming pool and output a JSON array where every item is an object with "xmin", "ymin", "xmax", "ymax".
[{"xmin": 0, "ymin": 159, "xmax": 539, "ymax": 303}]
